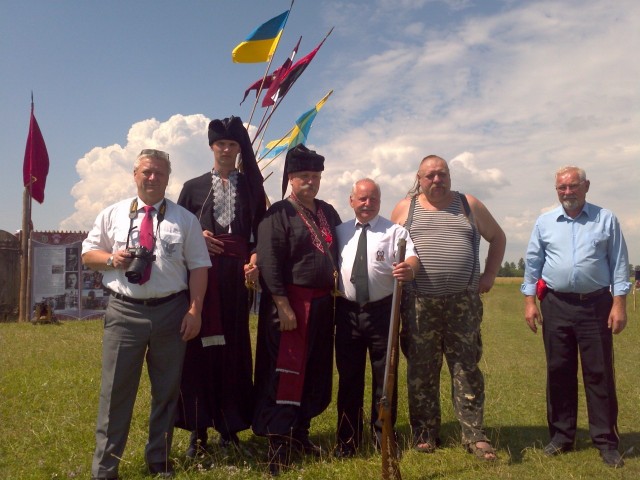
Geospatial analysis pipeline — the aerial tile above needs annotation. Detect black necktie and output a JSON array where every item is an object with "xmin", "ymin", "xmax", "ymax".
[{"xmin": 351, "ymin": 223, "xmax": 370, "ymax": 304}]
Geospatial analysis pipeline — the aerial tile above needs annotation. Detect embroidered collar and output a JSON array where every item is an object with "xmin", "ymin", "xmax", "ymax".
[{"xmin": 211, "ymin": 169, "xmax": 238, "ymax": 230}]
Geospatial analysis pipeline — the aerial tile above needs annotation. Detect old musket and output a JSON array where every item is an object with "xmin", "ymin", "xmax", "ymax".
[{"xmin": 378, "ymin": 238, "xmax": 406, "ymax": 480}]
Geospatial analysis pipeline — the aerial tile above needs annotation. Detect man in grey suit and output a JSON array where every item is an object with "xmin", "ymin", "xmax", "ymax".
[{"xmin": 82, "ymin": 149, "xmax": 210, "ymax": 479}]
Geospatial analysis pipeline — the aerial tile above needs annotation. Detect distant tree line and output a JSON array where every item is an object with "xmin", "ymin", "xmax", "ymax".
[
  {"xmin": 496, "ymin": 258, "xmax": 525, "ymax": 277},
  {"xmin": 495, "ymin": 259, "xmax": 640, "ymax": 278}
]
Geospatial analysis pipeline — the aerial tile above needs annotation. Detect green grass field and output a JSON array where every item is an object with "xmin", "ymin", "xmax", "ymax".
[{"xmin": 1, "ymin": 279, "xmax": 638, "ymax": 479}]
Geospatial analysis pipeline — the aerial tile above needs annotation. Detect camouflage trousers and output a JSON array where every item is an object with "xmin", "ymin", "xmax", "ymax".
[{"xmin": 400, "ymin": 289, "xmax": 488, "ymax": 446}]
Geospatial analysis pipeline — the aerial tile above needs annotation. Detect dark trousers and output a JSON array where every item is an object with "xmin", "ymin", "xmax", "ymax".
[
  {"xmin": 335, "ymin": 295, "xmax": 396, "ymax": 449},
  {"xmin": 541, "ymin": 290, "xmax": 619, "ymax": 450}
]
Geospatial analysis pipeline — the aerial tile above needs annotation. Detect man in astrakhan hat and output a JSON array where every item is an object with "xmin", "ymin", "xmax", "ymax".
[
  {"xmin": 175, "ymin": 116, "xmax": 266, "ymax": 456},
  {"xmin": 253, "ymin": 144, "xmax": 341, "ymax": 475}
]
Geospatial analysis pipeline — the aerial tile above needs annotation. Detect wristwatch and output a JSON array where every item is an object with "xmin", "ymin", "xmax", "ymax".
[{"xmin": 106, "ymin": 255, "xmax": 114, "ymax": 267}]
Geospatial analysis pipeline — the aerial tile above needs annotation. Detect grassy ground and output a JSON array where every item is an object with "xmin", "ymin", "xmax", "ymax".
[{"xmin": 1, "ymin": 279, "xmax": 639, "ymax": 479}]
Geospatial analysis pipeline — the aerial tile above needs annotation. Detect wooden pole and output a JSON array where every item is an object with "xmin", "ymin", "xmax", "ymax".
[{"xmin": 18, "ymin": 188, "xmax": 31, "ymax": 322}]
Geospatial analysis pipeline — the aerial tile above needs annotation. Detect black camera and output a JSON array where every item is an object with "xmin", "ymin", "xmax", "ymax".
[{"xmin": 125, "ymin": 246, "xmax": 156, "ymax": 284}]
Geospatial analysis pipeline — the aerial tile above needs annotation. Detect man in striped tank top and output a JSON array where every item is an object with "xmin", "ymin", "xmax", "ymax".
[{"xmin": 391, "ymin": 155, "xmax": 506, "ymax": 461}]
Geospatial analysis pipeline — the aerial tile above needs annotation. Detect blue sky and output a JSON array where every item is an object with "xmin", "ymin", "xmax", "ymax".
[{"xmin": 2, "ymin": 0, "xmax": 638, "ymax": 265}]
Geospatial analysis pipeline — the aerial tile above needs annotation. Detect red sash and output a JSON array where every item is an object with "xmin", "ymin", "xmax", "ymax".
[
  {"xmin": 200, "ymin": 234, "xmax": 248, "ymax": 346},
  {"xmin": 275, "ymin": 285, "xmax": 330, "ymax": 405}
]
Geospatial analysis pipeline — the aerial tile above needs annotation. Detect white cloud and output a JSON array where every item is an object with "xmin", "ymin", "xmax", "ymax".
[
  {"xmin": 58, "ymin": 0, "xmax": 640, "ymax": 265},
  {"xmin": 320, "ymin": 0, "xmax": 640, "ymax": 262},
  {"xmin": 60, "ymin": 114, "xmax": 211, "ymax": 231}
]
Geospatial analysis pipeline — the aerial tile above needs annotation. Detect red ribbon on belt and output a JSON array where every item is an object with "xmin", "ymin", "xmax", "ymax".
[{"xmin": 199, "ymin": 234, "xmax": 248, "ymax": 346}]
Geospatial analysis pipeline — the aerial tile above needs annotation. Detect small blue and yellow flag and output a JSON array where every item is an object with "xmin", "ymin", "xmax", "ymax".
[
  {"xmin": 232, "ymin": 11, "xmax": 289, "ymax": 63},
  {"xmin": 261, "ymin": 90, "xmax": 333, "ymax": 160}
]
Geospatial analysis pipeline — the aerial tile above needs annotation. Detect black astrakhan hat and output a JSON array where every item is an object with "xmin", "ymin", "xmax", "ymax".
[
  {"xmin": 207, "ymin": 116, "xmax": 266, "ymax": 221},
  {"xmin": 282, "ymin": 144, "xmax": 324, "ymax": 197},
  {"xmin": 208, "ymin": 116, "xmax": 246, "ymax": 145}
]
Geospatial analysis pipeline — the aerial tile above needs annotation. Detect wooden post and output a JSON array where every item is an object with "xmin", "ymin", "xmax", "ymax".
[{"xmin": 19, "ymin": 188, "xmax": 31, "ymax": 322}]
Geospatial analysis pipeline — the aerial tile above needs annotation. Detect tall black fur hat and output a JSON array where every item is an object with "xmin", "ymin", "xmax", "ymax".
[
  {"xmin": 207, "ymin": 116, "xmax": 265, "ymax": 223},
  {"xmin": 208, "ymin": 116, "xmax": 246, "ymax": 145},
  {"xmin": 282, "ymin": 144, "xmax": 324, "ymax": 198}
]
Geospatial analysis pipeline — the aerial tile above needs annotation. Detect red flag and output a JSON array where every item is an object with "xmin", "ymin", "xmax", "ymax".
[
  {"xmin": 240, "ymin": 37, "xmax": 301, "ymax": 106},
  {"xmin": 262, "ymin": 29, "xmax": 333, "ymax": 107},
  {"xmin": 23, "ymin": 104, "xmax": 50, "ymax": 204}
]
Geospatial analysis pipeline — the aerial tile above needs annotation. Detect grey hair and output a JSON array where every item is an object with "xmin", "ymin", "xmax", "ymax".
[
  {"xmin": 555, "ymin": 165, "xmax": 586, "ymax": 182},
  {"xmin": 351, "ymin": 178, "xmax": 381, "ymax": 197},
  {"xmin": 408, "ymin": 154, "xmax": 448, "ymax": 197},
  {"xmin": 134, "ymin": 150, "xmax": 172, "ymax": 174}
]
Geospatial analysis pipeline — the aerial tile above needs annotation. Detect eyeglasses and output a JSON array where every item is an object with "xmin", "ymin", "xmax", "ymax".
[
  {"xmin": 139, "ymin": 149, "xmax": 170, "ymax": 161},
  {"xmin": 555, "ymin": 182, "xmax": 584, "ymax": 192}
]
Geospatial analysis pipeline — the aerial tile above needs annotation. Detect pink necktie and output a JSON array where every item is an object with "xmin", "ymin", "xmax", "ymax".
[{"xmin": 139, "ymin": 206, "xmax": 155, "ymax": 284}]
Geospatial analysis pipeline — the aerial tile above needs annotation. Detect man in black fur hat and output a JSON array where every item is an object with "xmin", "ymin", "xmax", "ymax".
[
  {"xmin": 253, "ymin": 144, "xmax": 341, "ymax": 475},
  {"xmin": 175, "ymin": 116, "xmax": 266, "ymax": 456}
]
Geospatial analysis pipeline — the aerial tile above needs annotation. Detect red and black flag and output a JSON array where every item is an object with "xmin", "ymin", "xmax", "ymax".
[{"xmin": 262, "ymin": 28, "xmax": 333, "ymax": 107}]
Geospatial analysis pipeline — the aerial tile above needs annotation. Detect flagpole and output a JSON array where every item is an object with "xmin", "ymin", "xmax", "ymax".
[
  {"xmin": 19, "ymin": 188, "xmax": 30, "ymax": 322},
  {"xmin": 254, "ymin": 105, "xmax": 272, "ymax": 144},
  {"xmin": 259, "ymin": 151, "xmax": 286, "ymax": 172},
  {"xmin": 256, "ymin": 114, "xmax": 274, "ymax": 154},
  {"xmin": 246, "ymin": 61, "xmax": 276, "ymax": 131},
  {"xmin": 252, "ymin": 27, "xmax": 334, "ymax": 143},
  {"xmin": 19, "ymin": 96, "xmax": 35, "ymax": 322},
  {"xmin": 246, "ymin": 0, "xmax": 296, "ymax": 130},
  {"xmin": 257, "ymin": 125, "xmax": 295, "ymax": 163},
  {"xmin": 26, "ymin": 188, "xmax": 34, "ymax": 323}
]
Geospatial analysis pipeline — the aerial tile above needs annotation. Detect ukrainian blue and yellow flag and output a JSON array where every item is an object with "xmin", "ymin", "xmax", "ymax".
[
  {"xmin": 232, "ymin": 11, "xmax": 289, "ymax": 63},
  {"xmin": 260, "ymin": 90, "xmax": 333, "ymax": 159}
]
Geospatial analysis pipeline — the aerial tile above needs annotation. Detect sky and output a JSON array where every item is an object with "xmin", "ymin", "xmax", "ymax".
[{"xmin": 2, "ymin": 0, "xmax": 639, "ymax": 267}]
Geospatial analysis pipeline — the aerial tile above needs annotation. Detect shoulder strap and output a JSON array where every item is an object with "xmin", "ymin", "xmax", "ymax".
[
  {"xmin": 458, "ymin": 192, "xmax": 478, "ymax": 288},
  {"xmin": 459, "ymin": 192, "xmax": 471, "ymax": 217},
  {"xmin": 406, "ymin": 195, "xmax": 417, "ymax": 231}
]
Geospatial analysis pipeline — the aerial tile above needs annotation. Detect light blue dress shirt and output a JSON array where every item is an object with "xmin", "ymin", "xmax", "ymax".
[{"xmin": 521, "ymin": 202, "xmax": 630, "ymax": 297}]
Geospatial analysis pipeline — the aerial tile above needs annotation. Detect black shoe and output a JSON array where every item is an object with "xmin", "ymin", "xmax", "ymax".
[
  {"xmin": 148, "ymin": 462, "xmax": 175, "ymax": 478},
  {"xmin": 600, "ymin": 449, "xmax": 624, "ymax": 468},
  {"xmin": 333, "ymin": 443, "xmax": 356, "ymax": 458},
  {"xmin": 185, "ymin": 429, "xmax": 208, "ymax": 459},
  {"xmin": 220, "ymin": 432, "xmax": 240, "ymax": 447},
  {"xmin": 293, "ymin": 437, "xmax": 323, "ymax": 457},
  {"xmin": 543, "ymin": 441, "xmax": 573, "ymax": 456},
  {"xmin": 268, "ymin": 440, "xmax": 290, "ymax": 477}
]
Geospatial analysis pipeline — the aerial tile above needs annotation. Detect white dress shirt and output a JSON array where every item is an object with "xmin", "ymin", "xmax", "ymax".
[
  {"xmin": 337, "ymin": 215, "xmax": 416, "ymax": 303},
  {"xmin": 82, "ymin": 197, "xmax": 211, "ymax": 299}
]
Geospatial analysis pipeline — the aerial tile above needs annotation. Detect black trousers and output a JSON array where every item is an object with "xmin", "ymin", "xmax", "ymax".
[
  {"xmin": 541, "ymin": 290, "xmax": 619, "ymax": 450},
  {"xmin": 335, "ymin": 295, "xmax": 397, "ymax": 448}
]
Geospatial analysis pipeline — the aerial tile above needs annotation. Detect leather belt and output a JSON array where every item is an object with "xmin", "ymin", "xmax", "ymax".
[
  {"xmin": 549, "ymin": 287, "xmax": 609, "ymax": 302},
  {"xmin": 108, "ymin": 290, "xmax": 186, "ymax": 307},
  {"xmin": 339, "ymin": 294, "xmax": 393, "ymax": 312}
]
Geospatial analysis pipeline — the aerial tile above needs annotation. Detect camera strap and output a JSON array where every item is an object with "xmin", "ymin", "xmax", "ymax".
[{"xmin": 125, "ymin": 198, "xmax": 167, "ymax": 252}]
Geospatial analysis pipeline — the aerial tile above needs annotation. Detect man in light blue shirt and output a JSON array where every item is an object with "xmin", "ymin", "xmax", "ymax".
[{"xmin": 522, "ymin": 165, "xmax": 630, "ymax": 468}]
